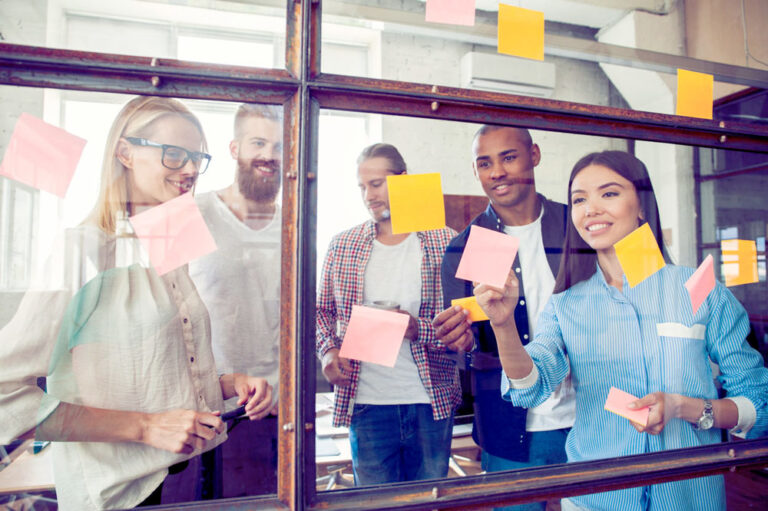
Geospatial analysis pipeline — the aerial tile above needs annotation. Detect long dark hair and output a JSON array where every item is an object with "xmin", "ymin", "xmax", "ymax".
[{"xmin": 553, "ymin": 150, "xmax": 671, "ymax": 293}]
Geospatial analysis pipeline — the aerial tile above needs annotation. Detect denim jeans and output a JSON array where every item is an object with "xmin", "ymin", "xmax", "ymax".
[
  {"xmin": 481, "ymin": 428, "xmax": 570, "ymax": 511},
  {"xmin": 348, "ymin": 403, "xmax": 453, "ymax": 485}
]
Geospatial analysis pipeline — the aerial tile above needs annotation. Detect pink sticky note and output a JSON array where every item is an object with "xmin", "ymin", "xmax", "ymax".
[
  {"xmin": 685, "ymin": 255, "xmax": 715, "ymax": 316},
  {"xmin": 339, "ymin": 305, "xmax": 410, "ymax": 367},
  {"xmin": 455, "ymin": 225, "xmax": 519, "ymax": 288},
  {"xmin": 129, "ymin": 193, "xmax": 218, "ymax": 275},
  {"xmin": 425, "ymin": 0, "xmax": 476, "ymax": 26},
  {"xmin": 604, "ymin": 387, "xmax": 648, "ymax": 427},
  {"xmin": 0, "ymin": 113, "xmax": 86, "ymax": 198}
]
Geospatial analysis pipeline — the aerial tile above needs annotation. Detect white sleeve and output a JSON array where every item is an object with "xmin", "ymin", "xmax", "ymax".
[
  {"xmin": 724, "ymin": 396, "xmax": 756, "ymax": 439},
  {"xmin": 504, "ymin": 364, "xmax": 540, "ymax": 390}
]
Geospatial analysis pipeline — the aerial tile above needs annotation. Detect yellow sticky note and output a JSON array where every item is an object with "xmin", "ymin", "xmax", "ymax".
[
  {"xmin": 387, "ymin": 173, "xmax": 446, "ymax": 234},
  {"xmin": 721, "ymin": 239, "xmax": 758, "ymax": 287},
  {"xmin": 451, "ymin": 296, "xmax": 489, "ymax": 323},
  {"xmin": 497, "ymin": 4, "xmax": 544, "ymax": 61},
  {"xmin": 614, "ymin": 223, "xmax": 666, "ymax": 288},
  {"xmin": 676, "ymin": 69, "xmax": 713, "ymax": 119}
]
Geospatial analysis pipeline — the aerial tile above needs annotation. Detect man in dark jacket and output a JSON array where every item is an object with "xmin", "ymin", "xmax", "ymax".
[{"xmin": 435, "ymin": 125, "xmax": 575, "ymax": 511}]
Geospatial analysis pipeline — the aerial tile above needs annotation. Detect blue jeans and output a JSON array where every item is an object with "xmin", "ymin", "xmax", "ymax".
[
  {"xmin": 482, "ymin": 428, "xmax": 570, "ymax": 511},
  {"xmin": 348, "ymin": 403, "xmax": 453, "ymax": 485}
]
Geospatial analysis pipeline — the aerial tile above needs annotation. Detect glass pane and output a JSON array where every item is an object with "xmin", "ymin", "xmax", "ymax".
[
  {"xmin": 0, "ymin": 85, "xmax": 284, "ymax": 507},
  {"xmin": 313, "ymin": 111, "xmax": 768, "ymax": 509},
  {"xmin": 0, "ymin": 0, "xmax": 287, "ymax": 69},
  {"xmin": 320, "ymin": 0, "xmax": 766, "ymax": 119}
]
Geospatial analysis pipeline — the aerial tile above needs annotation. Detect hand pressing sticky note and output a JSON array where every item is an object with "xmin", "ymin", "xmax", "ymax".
[
  {"xmin": 456, "ymin": 225, "xmax": 519, "ymax": 288},
  {"xmin": 721, "ymin": 239, "xmax": 758, "ymax": 287},
  {"xmin": 129, "ymin": 193, "xmax": 218, "ymax": 276},
  {"xmin": 614, "ymin": 223, "xmax": 666, "ymax": 288},
  {"xmin": 676, "ymin": 69, "xmax": 714, "ymax": 120},
  {"xmin": 339, "ymin": 305, "xmax": 410, "ymax": 367},
  {"xmin": 604, "ymin": 387, "xmax": 649, "ymax": 427},
  {"xmin": 425, "ymin": 0, "xmax": 476, "ymax": 26},
  {"xmin": 497, "ymin": 4, "xmax": 544, "ymax": 61},
  {"xmin": 0, "ymin": 113, "xmax": 86, "ymax": 198},
  {"xmin": 387, "ymin": 173, "xmax": 446, "ymax": 234},
  {"xmin": 685, "ymin": 255, "xmax": 715, "ymax": 315},
  {"xmin": 451, "ymin": 296, "xmax": 489, "ymax": 323}
]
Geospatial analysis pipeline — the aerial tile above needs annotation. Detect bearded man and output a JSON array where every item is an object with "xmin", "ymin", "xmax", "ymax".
[{"xmin": 189, "ymin": 103, "xmax": 283, "ymax": 498}]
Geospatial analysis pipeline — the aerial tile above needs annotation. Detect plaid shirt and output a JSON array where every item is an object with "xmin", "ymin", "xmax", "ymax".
[{"xmin": 316, "ymin": 220, "xmax": 462, "ymax": 427}]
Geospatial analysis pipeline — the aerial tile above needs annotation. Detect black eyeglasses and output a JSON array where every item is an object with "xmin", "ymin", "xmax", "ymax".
[{"xmin": 124, "ymin": 137, "xmax": 212, "ymax": 174}]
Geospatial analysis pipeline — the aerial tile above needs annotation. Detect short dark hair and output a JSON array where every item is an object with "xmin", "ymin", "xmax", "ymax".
[
  {"xmin": 233, "ymin": 103, "xmax": 282, "ymax": 139},
  {"xmin": 553, "ymin": 150, "xmax": 671, "ymax": 294},
  {"xmin": 357, "ymin": 143, "xmax": 407, "ymax": 174},
  {"xmin": 472, "ymin": 125, "xmax": 533, "ymax": 149}
]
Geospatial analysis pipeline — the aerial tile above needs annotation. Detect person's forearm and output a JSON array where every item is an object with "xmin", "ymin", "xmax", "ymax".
[
  {"xmin": 673, "ymin": 395, "xmax": 738, "ymax": 430},
  {"xmin": 34, "ymin": 402, "xmax": 145, "ymax": 443},
  {"xmin": 493, "ymin": 318, "xmax": 534, "ymax": 379}
]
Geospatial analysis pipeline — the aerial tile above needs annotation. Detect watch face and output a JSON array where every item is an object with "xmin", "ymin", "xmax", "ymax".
[{"xmin": 699, "ymin": 415, "xmax": 715, "ymax": 430}]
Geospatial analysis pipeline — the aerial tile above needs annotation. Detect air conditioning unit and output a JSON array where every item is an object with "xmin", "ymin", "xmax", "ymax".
[{"xmin": 460, "ymin": 52, "xmax": 556, "ymax": 98}]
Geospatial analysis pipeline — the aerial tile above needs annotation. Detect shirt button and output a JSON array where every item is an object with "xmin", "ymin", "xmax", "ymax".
[
  {"xmin": 515, "ymin": 267, "xmax": 521, "ymax": 273},
  {"xmin": 172, "ymin": 283, "xmax": 176, "ymax": 289},
  {"xmin": 183, "ymin": 318, "xmax": 188, "ymax": 324},
  {"xmin": 519, "ymin": 300, "xmax": 526, "ymax": 306},
  {"xmin": 190, "ymin": 357, "xmax": 195, "ymax": 363},
  {"xmin": 523, "ymin": 334, "xmax": 529, "ymax": 340}
]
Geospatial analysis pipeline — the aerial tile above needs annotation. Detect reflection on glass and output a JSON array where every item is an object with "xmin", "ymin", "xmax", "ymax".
[{"xmin": 0, "ymin": 93, "xmax": 281, "ymax": 507}]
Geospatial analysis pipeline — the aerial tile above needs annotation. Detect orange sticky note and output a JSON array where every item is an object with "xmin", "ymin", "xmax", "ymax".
[
  {"xmin": 339, "ymin": 305, "xmax": 410, "ymax": 367},
  {"xmin": 497, "ymin": 4, "xmax": 544, "ymax": 61},
  {"xmin": 129, "ymin": 193, "xmax": 218, "ymax": 276},
  {"xmin": 676, "ymin": 69, "xmax": 713, "ymax": 119},
  {"xmin": 0, "ymin": 113, "xmax": 86, "ymax": 198},
  {"xmin": 721, "ymin": 239, "xmax": 758, "ymax": 287},
  {"xmin": 425, "ymin": 0, "xmax": 475, "ymax": 26},
  {"xmin": 685, "ymin": 255, "xmax": 715, "ymax": 315},
  {"xmin": 451, "ymin": 296, "xmax": 489, "ymax": 322},
  {"xmin": 604, "ymin": 387, "xmax": 648, "ymax": 427},
  {"xmin": 387, "ymin": 173, "xmax": 446, "ymax": 234},
  {"xmin": 614, "ymin": 223, "xmax": 666, "ymax": 288},
  {"xmin": 455, "ymin": 225, "xmax": 519, "ymax": 288}
]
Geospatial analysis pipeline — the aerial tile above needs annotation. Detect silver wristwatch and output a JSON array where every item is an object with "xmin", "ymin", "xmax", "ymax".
[{"xmin": 695, "ymin": 399, "xmax": 714, "ymax": 430}]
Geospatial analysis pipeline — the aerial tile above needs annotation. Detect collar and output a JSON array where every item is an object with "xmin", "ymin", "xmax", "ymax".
[
  {"xmin": 362, "ymin": 219, "xmax": 426, "ymax": 242},
  {"xmin": 484, "ymin": 193, "xmax": 549, "ymax": 231}
]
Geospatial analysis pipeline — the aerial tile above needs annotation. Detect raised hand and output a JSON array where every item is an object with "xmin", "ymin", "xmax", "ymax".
[
  {"xmin": 432, "ymin": 306, "xmax": 474, "ymax": 351},
  {"xmin": 473, "ymin": 269, "xmax": 520, "ymax": 326}
]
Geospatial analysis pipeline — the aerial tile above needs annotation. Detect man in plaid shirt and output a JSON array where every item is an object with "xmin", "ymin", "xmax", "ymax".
[{"xmin": 316, "ymin": 143, "xmax": 461, "ymax": 485}]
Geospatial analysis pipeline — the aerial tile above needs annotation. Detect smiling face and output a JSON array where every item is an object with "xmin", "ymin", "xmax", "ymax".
[
  {"xmin": 472, "ymin": 127, "xmax": 540, "ymax": 212},
  {"xmin": 119, "ymin": 114, "xmax": 203, "ymax": 207},
  {"xmin": 570, "ymin": 163, "xmax": 644, "ymax": 252},
  {"xmin": 357, "ymin": 156, "xmax": 396, "ymax": 223},
  {"xmin": 232, "ymin": 115, "xmax": 282, "ymax": 202}
]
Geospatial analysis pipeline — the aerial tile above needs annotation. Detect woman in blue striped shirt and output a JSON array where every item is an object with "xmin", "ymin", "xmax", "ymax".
[{"xmin": 475, "ymin": 151, "xmax": 768, "ymax": 511}]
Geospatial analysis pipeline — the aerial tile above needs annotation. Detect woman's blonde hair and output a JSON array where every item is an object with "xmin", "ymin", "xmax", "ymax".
[{"xmin": 86, "ymin": 96, "xmax": 207, "ymax": 234}]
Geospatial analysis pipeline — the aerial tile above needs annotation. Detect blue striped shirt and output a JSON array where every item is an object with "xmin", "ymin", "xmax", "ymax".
[{"xmin": 502, "ymin": 264, "xmax": 768, "ymax": 511}]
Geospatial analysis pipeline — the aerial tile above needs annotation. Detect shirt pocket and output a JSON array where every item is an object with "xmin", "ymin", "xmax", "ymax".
[{"xmin": 656, "ymin": 322, "xmax": 712, "ymax": 397}]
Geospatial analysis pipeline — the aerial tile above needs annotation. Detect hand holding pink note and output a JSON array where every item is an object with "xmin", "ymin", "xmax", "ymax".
[
  {"xmin": 129, "ymin": 193, "xmax": 218, "ymax": 275},
  {"xmin": 339, "ymin": 305, "xmax": 410, "ymax": 367},
  {"xmin": 685, "ymin": 255, "xmax": 715, "ymax": 316},
  {"xmin": 425, "ymin": 0, "xmax": 476, "ymax": 26},
  {"xmin": 455, "ymin": 225, "xmax": 519, "ymax": 288},
  {"xmin": 0, "ymin": 113, "xmax": 86, "ymax": 198},
  {"xmin": 604, "ymin": 387, "xmax": 649, "ymax": 427}
]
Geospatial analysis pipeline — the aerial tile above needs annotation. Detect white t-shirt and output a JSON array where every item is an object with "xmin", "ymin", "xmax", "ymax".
[
  {"xmin": 355, "ymin": 233, "xmax": 430, "ymax": 405},
  {"xmin": 504, "ymin": 205, "xmax": 576, "ymax": 432},
  {"xmin": 189, "ymin": 192, "xmax": 281, "ymax": 407}
]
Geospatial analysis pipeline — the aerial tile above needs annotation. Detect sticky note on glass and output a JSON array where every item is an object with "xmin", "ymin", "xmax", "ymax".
[
  {"xmin": 387, "ymin": 173, "xmax": 446, "ymax": 234},
  {"xmin": 614, "ymin": 223, "xmax": 666, "ymax": 288},
  {"xmin": 425, "ymin": 0, "xmax": 475, "ymax": 26},
  {"xmin": 129, "ymin": 193, "xmax": 218, "ymax": 276},
  {"xmin": 451, "ymin": 296, "xmax": 489, "ymax": 322},
  {"xmin": 604, "ymin": 387, "xmax": 648, "ymax": 427},
  {"xmin": 676, "ymin": 69, "xmax": 713, "ymax": 119},
  {"xmin": 339, "ymin": 305, "xmax": 410, "ymax": 367},
  {"xmin": 721, "ymin": 239, "xmax": 758, "ymax": 287},
  {"xmin": 0, "ymin": 113, "xmax": 86, "ymax": 198},
  {"xmin": 498, "ymin": 4, "xmax": 544, "ymax": 61},
  {"xmin": 455, "ymin": 225, "xmax": 519, "ymax": 288},
  {"xmin": 685, "ymin": 255, "xmax": 715, "ymax": 315}
]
